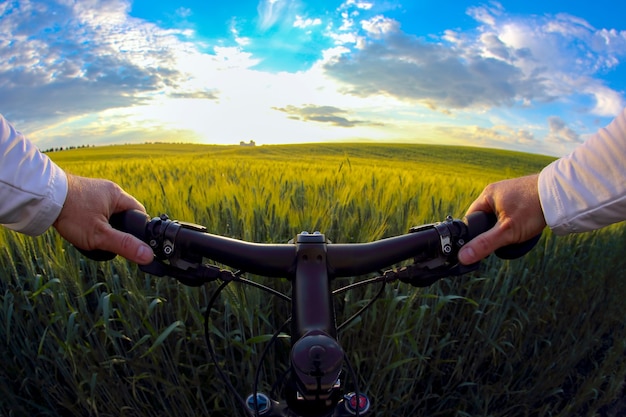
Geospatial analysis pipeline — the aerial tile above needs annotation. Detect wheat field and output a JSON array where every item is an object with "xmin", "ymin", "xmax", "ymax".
[{"xmin": 1, "ymin": 143, "xmax": 625, "ymax": 417}]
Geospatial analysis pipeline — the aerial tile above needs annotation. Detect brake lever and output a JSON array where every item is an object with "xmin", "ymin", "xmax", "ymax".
[
  {"xmin": 139, "ymin": 259, "xmax": 235, "ymax": 287},
  {"xmin": 386, "ymin": 215, "xmax": 479, "ymax": 287},
  {"xmin": 387, "ymin": 261, "xmax": 480, "ymax": 287}
]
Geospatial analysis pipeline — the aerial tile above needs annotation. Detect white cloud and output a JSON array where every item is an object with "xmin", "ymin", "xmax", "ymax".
[
  {"xmin": 433, "ymin": 123, "xmax": 536, "ymax": 148},
  {"xmin": 176, "ymin": 7, "xmax": 192, "ymax": 19},
  {"xmin": 257, "ymin": 0, "xmax": 289, "ymax": 31},
  {"xmin": 323, "ymin": 3, "xmax": 626, "ymax": 121},
  {"xmin": 338, "ymin": 10, "xmax": 356, "ymax": 32},
  {"xmin": 212, "ymin": 46, "xmax": 260, "ymax": 69},
  {"xmin": 591, "ymin": 28, "xmax": 626, "ymax": 67},
  {"xmin": 545, "ymin": 13, "xmax": 594, "ymax": 37},
  {"xmin": 467, "ymin": 2, "xmax": 504, "ymax": 27},
  {"xmin": 330, "ymin": 32, "xmax": 359, "ymax": 46},
  {"xmin": 477, "ymin": 12, "xmax": 626, "ymax": 113},
  {"xmin": 272, "ymin": 104, "xmax": 382, "ymax": 127},
  {"xmin": 342, "ymin": 0, "xmax": 374, "ymax": 11},
  {"xmin": 0, "ymin": 0, "xmax": 243, "ymax": 130},
  {"xmin": 324, "ymin": 27, "xmax": 544, "ymax": 111},
  {"xmin": 545, "ymin": 116, "xmax": 582, "ymax": 144},
  {"xmin": 319, "ymin": 46, "xmax": 352, "ymax": 64},
  {"xmin": 361, "ymin": 15, "xmax": 399, "ymax": 37},
  {"xmin": 294, "ymin": 15, "xmax": 322, "ymax": 29},
  {"xmin": 582, "ymin": 83, "xmax": 625, "ymax": 116},
  {"xmin": 229, "ymin": 19, "xmax": 251, "ymax": 46}
]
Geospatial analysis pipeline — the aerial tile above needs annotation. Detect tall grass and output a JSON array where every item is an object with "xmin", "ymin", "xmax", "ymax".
[{"xmin": 1, "ymin": 143, "xmax": 624, "ymax": 416}]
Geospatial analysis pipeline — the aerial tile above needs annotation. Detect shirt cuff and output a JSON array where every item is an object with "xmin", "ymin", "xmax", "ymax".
[
  {"xmin": 6, "ymin": 160, "xmax": 69, "ymax": 236},
  {"xmin": 538, "ymin": 161, "xmax": 564, "ymax": 235}
]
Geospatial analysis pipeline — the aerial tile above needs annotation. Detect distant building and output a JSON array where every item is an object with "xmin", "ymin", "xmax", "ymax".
[{"xmin": 240, "ymin": 140, "xmax": 256, "ymax": 147}]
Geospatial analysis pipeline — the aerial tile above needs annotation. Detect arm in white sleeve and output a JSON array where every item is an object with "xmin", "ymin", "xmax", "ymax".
[
  {"xmin": 0, "ymin": 114, "xmax": 68, "ymax": 236},
  {"xmin": 538, "ymin": 107, "xmax": 626, "ymax": 235}
]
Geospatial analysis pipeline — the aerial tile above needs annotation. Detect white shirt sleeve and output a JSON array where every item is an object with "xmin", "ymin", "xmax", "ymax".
[
  {"xmin": 538, "ymin": 107, "xmax": 626, "ymax": 235},
  {"xmin": 0, "ymin": 114, "xmax": 68, "ymax": 236}
]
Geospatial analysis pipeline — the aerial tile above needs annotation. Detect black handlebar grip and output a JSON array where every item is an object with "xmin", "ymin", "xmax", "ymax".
[
  {"xmin": 464, "ymin": 211, "xmax": 541, "ymax": 260},
  {"xmin": 108, "ymin": 209, "xmax": 150, "ymax": 240},
  {"xmin": 464, "ymin": 211, "xmax": 497, "ymax": 240},
  {"xmin": 75, "ymin": 210, "xmax": 150, "ymax": 261}
]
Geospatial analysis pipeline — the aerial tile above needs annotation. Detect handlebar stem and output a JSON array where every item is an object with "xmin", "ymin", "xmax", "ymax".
[
  {"xmin": 287, "ymin": 232, "xmax": 343, "ymax": 413},
  {"xmin": 292, "ymin": 232, "xmax": 336, "ymax": 339}
]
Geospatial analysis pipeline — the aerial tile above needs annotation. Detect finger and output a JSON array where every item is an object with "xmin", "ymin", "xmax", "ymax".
[
  {"xmin": 465, "ymin": 199, "xmax": 492, "ymax": 216},
  {"xmin": 114, "ymin": 190, "xmax": 147, "ymax": 214},
  {"xmin": 465, "ymin": 189, "xmax": 495, "ymax": 217}
]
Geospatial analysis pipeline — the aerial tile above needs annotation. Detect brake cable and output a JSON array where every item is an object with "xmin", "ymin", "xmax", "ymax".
[{"xmin": 203, "ymin": 279, "xmax": 250, "ymax": 412}]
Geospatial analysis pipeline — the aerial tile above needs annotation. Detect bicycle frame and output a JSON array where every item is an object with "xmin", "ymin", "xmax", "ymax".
[{"xmin": 93, "ymin": 210, "xmax": 538, "ymax": 417}]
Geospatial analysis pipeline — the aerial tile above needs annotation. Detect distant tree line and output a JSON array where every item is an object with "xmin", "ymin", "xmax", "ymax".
[{"xmin": 42, "ymin": 144, "xmax": 95, "ymax": 153}]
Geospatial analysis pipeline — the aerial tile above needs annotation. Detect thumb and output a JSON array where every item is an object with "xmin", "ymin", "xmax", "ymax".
[
  {"xmin": 100, "ymin": 228, "xmax": 154, "ymax": 265},
  {"xmin": 458, "ymin": 226, "xmax": 502, "ymax": 265}
]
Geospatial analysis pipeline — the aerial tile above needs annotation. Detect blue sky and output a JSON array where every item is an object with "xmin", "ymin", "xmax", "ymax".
[{"xmin": 1, "ymin": 0, "xmax": 625, "ymax": 156}]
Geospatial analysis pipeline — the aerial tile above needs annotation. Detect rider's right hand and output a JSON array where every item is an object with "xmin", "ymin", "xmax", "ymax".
[{"xmin": 458, "ymin": 174, "xmax": 547, "ymax": 265}]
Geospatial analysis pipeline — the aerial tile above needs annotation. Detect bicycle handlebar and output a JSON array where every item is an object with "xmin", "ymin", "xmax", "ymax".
[
  {"xmin": 78, "ymin": 210, "xmax": 539, "ymax": 417},
  {"xmin": 80, "ymin": 209, "xmax": 539, "ymax": 272}
]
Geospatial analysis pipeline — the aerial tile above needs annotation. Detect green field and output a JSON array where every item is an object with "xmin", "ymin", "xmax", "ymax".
[{"xmin": 1, "ymin": 143, "xmax": 626, "ymax": 416}]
